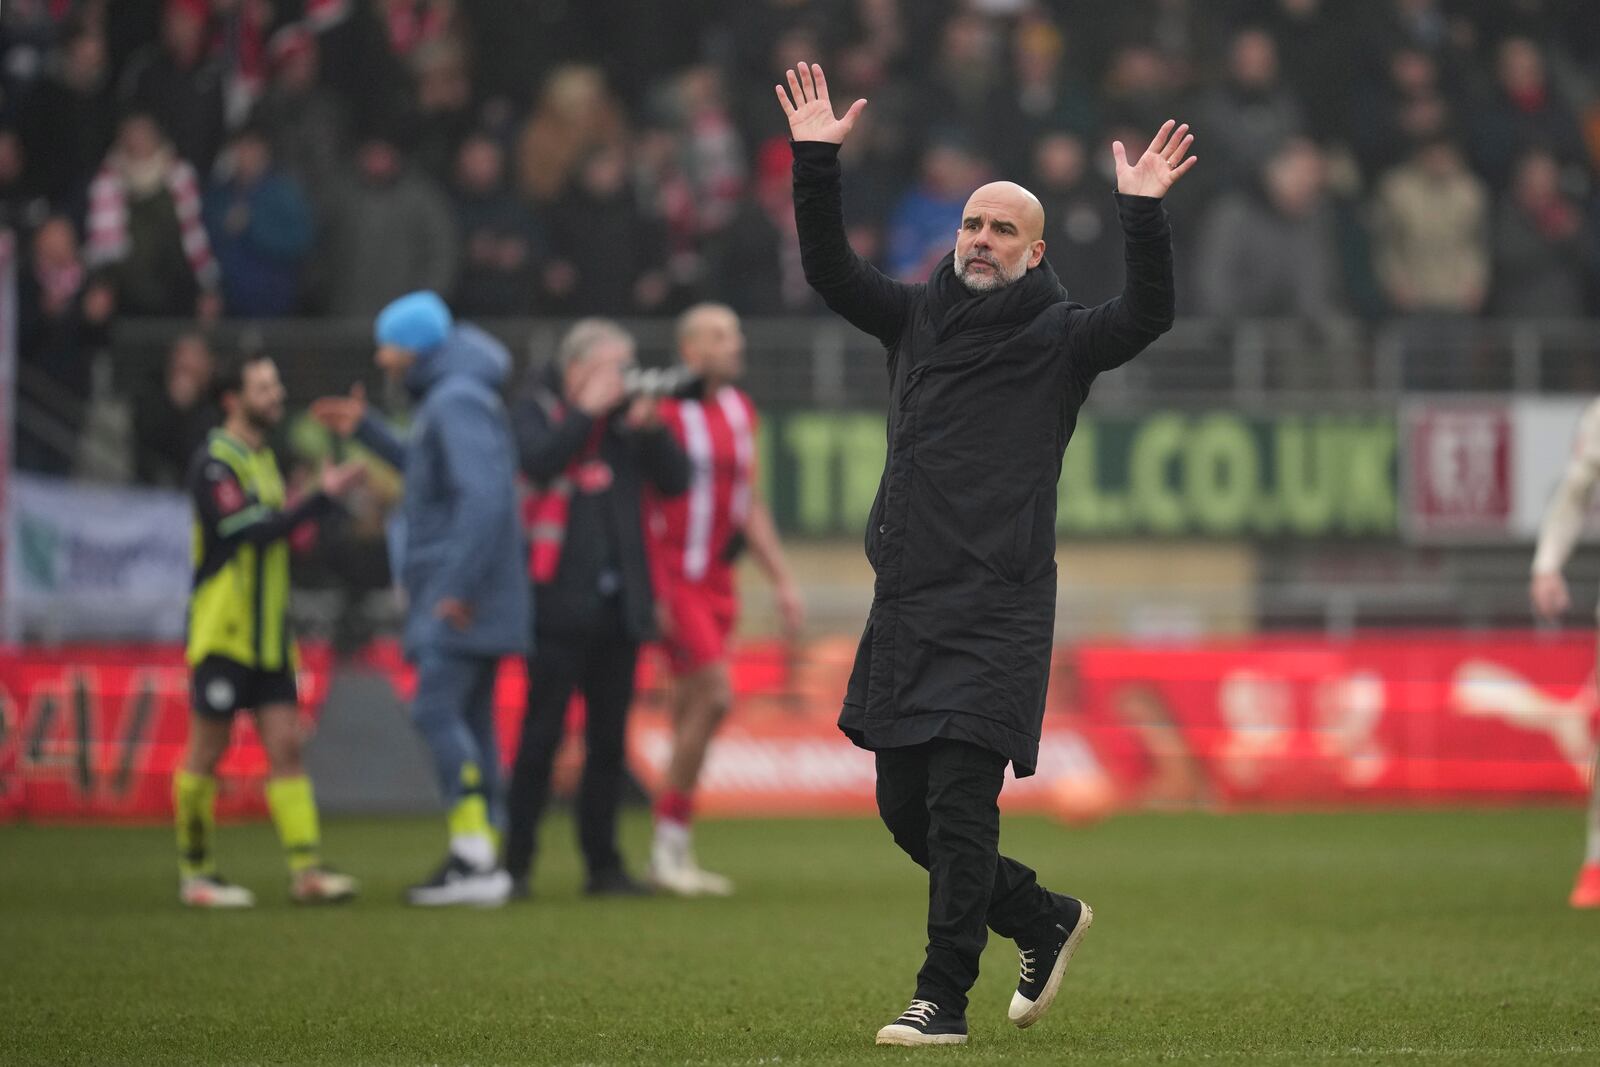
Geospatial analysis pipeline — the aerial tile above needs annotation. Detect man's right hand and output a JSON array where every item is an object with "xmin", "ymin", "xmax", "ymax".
[
  {"xmin": 775, "ymin": 61, "xmax": 866, "ymax": 145},
  {"xmin": 435, "ymin": 597, "xmax": 474, "ymax": 632},
  {"xmin": 320, "ymin": 460, "xmax": 367, "ymax": 498},
  {"xmin": 570, "ymin": 360, "xmax": 627, "ymax": 416},
  {"xmin": 1531, "ymin": 572, "xmax": 1571, "ymax": 622},
  {"xmin": 311, "ymin": 383, "xmax": 367, "ymax": 437}
]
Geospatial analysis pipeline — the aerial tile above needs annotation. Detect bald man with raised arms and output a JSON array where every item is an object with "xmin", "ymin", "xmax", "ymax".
[{"xmin": 777, "ymin": 61, "xmax": 1195, "ymax": 1046}]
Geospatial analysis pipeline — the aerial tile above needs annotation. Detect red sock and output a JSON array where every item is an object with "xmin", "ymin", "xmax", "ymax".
[{"xmin": 655, "ymin": 789, "xmax": 694, "ymax": 827}]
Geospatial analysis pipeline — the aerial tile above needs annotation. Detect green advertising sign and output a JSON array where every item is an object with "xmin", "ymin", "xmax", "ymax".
[{"xmin": 763, "ymin": 411, "xmax": 1397, "ymax": 539}]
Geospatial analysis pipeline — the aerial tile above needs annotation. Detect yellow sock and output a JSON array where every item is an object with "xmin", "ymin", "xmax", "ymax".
[
  {"xmin": 446, "ymin": 761, "xmax": 492, "ymax": 839},
  {"xmin": 266, "ymin": 776, "xmax": 322, "ymax": 874},
  {"xmin": 173, "ymin": 770, "xmax": 217, "ymax": 879}
]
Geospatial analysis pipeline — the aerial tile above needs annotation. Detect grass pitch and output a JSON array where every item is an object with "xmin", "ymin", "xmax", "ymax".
[{"xmin": 3, "ymin": 809, "xmax": 1599, "ymax": 1065}]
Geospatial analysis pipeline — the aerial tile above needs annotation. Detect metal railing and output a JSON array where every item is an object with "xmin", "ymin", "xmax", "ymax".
[{"xmin": 99, "ymin": 313, "xmax": 1600, "ymax": 412}]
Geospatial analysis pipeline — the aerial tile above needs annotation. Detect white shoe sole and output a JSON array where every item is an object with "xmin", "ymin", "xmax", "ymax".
[
  {"xmin": 650, "ymin": 864, "xmax": 705, "ymax": 897},
  {"xmin": 180, "ymin": 881, "xmax": 256, "ymax": 909},
  {"xmin": 1009, "ymin": 901, "xmax": 1094, "ymax": 1029},
  {"xmin": 875, "ymin": 1024, "xmax": 967, "ymax": 1046},
  {"xmin": 406, "ymin": 869, "xmax": 511, "ymax": 908},
  {"xmin": 692, "ymin": 870, "xmax": 734, "ymax": 897},
  {"xmin": 180, "ymin": 894, "xmax": 255, "ymax": 909}
]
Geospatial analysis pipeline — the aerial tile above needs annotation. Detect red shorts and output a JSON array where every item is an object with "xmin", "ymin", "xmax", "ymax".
[{"xmin": 660, "ymin": 576, "xmax": 738, "ymax": 675}]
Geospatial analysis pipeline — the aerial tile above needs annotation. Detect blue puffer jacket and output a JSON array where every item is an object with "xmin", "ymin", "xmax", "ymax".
[{"xmin": 357, "ymin": 324, "xmax": 530, "ymax": 659}]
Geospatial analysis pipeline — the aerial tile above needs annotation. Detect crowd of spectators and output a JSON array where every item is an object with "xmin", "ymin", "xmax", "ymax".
[{"xmin": 5, "ymin": 0, "xmax": 1600, "ymax": 480}]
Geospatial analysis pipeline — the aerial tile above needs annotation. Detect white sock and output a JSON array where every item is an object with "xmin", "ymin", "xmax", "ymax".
[
  {"xmin": 451, "ymin": 833, "xmax": 495, "ymax": 872},
  {"xmin": 655, "ymin": 818, "xmax": 690, "ymax": 852},
  {"xmin": 1585, "ymin": 749, "xmax": 1600, "ymax": 866}
]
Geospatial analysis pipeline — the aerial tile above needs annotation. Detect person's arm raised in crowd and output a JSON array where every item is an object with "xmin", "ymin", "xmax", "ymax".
[
  {"xmin": 1062, "ymin": 120, "xmax": 1195, "ymax": 379},
  {"xmin": 778, "ymin": 61, "xmax": 914, "ymax": 347}
]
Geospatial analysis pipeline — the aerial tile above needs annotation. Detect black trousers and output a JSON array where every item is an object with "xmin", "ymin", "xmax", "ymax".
[
  {"xmin": 504, "ymin": 604, "xmax": 639, "ymax": 882},
  {"xmin": 876, "ymin": 739, "xmax": 1059, "ymax": 1014}
]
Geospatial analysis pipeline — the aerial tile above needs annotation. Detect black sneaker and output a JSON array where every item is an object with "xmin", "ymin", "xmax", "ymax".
[
  {"xmin": 1008, "ymin": 896, "xmax": 1094, "ymax": 1028},
  {"xmin": 875, "ymin": 998, "xmax": 968, "ymax": 1046},
  {"xmin": 584, "ymin": 868, "xmax": 654, "ymax": 897},
  {"xmin": 405, "ymin": 853, "xmax": 511, "ymax": 907}
]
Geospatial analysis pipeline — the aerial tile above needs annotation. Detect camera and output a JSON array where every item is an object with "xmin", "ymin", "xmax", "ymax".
[{"xmin": 621, "ymin": 365, "xmax": 705, "ymax": 401}]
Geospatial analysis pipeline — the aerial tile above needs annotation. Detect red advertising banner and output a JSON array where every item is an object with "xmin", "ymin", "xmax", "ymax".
[
  {"xmin": 0, "ymin": 632, "xmax": 1593, "ymax": 823},
  {"xmin": 0, "ymin": 645, "xmax": 335, "ymax": 822},
  {"xmin": 1074, "ymin": 634, "xmax": 1596, "ymax": 808}
]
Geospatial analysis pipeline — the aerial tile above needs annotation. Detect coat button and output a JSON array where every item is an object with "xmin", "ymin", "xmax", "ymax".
[{"xmin": 878, "ymin": 524, "xmax": 887, "ymax": 534}]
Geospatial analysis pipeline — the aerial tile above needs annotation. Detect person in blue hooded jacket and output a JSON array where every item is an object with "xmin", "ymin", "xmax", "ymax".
[{"xmin": 312, "ymin": 290, "xmax": 529, "ymax": 907}]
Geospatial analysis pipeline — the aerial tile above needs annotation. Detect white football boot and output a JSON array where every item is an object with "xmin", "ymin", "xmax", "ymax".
[{"xmin": 180, "ymin": 874, "xmax": 256, "ymax": 909}]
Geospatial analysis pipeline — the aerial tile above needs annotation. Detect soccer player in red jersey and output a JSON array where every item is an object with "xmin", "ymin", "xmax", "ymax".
[{"xmin": 646, "ymin": 303, "xmax": 804, "ymax": 895}]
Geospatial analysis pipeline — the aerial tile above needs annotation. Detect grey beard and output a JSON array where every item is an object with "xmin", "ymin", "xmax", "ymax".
[{"xmin": 955, "ymin": 251, "xmax": 1021, "ymax": 293}]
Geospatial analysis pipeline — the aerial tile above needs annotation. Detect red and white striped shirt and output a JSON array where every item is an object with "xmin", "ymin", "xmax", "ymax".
[{"xmin": 648, "ymin": 386, "xmax": 758, "ymax": 589}]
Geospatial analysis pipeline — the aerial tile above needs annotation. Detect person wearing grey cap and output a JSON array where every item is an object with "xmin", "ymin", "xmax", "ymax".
[{"xmin": 312, "ymin": 290, "xmax": 528, "ymax": 907}]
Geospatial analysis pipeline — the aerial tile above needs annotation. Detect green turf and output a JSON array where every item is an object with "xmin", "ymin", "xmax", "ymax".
[{"xmin": 3, "ymin": 809, "xmax": 1599, "ymax": 1065}]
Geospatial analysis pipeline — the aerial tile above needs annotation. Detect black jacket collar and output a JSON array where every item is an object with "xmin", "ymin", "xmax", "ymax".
[{"xmin": 925, "ymin": 253, "xmax": 1066, "ymax": 341}]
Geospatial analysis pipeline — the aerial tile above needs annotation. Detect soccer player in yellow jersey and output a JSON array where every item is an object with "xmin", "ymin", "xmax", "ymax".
[{"xmin": 175, "ymin": 351, "xmax": 365, "ymax": 907}]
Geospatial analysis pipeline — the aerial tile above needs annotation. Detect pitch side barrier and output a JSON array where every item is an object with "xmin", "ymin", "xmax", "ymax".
[{"xmin": 1, "ymin": 631, "xmax": 1592, "ymax": 823}]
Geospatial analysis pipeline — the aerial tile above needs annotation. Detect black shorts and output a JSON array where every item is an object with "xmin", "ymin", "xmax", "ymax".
[{"xmin": 190, "ymin": 656, "xmax": 298, "ymax": 719}]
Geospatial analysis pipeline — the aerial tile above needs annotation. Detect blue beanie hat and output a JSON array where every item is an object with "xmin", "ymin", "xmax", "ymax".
[{"xmin": 375, "ymin": 291, "xmax": 452, "ymax": 354}]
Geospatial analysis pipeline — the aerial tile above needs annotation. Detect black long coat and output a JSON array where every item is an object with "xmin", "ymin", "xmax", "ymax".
[{"xmin": 792, "ymin": 140, "xmax": 1176, "ymax": 776}]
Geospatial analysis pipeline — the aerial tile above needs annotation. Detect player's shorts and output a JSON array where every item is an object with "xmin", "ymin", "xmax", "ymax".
[
  {"xmin": 190, "ymin": 655, "xmax": 298, "ymax": 719},
  {"xmin": 660, "ymin": 578, "xmax": 738, "ymax": 675}
]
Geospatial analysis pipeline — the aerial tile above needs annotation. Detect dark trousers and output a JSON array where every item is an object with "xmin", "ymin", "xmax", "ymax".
[
  {"xmin": 876, "ymin": 739, "xmax": 1059, "ymax": 1014},
  {"xmin": 504, "ymin": 605, "xmax": 639, "ymax": 882}
]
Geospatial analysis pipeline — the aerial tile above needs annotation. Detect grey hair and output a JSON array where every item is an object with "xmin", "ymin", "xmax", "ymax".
[{"xmin": 556, "ymin": 317, "xmax": 634, "ymax": 369}]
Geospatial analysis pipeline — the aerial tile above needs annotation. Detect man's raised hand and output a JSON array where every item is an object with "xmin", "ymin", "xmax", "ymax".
[
  {"xmin": 311, "ymin": 383, "xmax": 367, "ymax": 438},
  {"xmin": 775, "ymin": 61, "xmax": 866, "ymax": 145},
  {"xmin": 1112, "ymin": 120, "xmax": 1197, "ymax": 199}
]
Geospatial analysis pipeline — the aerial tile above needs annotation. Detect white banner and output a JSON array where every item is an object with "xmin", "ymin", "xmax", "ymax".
[
  {"xmin": 1511, "ymin": 398, "xmax": 1595, "ymax": 539},
  {"xmin": 3, "ymin": 474, "xmax": 192, "ymax": 641},
  {"xmin": 1402, "ymin": 397, "xmax": 1596, "ymax": 542}
]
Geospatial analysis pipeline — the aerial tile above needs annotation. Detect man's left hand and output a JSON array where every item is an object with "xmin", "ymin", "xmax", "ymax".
[
  {"xmin": 435, "ymin": 597, "xmax": 474, "ymax": 631},
  {"xmin": 1113, "ymin": 120, "xmax": 1197, "ymax": 198}
]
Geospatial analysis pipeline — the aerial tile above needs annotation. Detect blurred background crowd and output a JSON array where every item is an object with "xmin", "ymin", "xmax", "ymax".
[{"xmin": 5, "ymin": 0, "xmax": 1600, "ymax": 486}]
